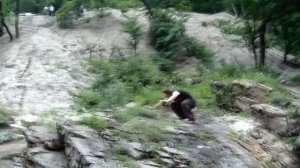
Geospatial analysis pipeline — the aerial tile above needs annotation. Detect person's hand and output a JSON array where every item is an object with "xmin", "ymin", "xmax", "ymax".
[{"xmin": 161, "ymin": 100, "xmax": 168, "ymax": 107}]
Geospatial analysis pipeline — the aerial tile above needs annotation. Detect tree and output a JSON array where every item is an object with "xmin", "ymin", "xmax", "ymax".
[
  {"xmin": 225, "ymin": 0, "xmax": 300, "ymax": 68},
  {"xmin": 0, "ymin": 0, "xmax": 13, "ymax": 41},
  {"xmin": 15, "ymin": 0, "xmax": 19, "ymax": 38}
]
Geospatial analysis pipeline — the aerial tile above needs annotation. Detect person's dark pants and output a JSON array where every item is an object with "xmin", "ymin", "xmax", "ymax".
[{"xmin": 171, "ymin": 99, "xmax": 196, "ymax": 121}]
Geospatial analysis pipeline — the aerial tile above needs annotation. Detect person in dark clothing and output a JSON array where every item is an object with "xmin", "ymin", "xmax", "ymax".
[{"xmin": 160, "ymin": 89, "xmax": 196, "ymax": 123}]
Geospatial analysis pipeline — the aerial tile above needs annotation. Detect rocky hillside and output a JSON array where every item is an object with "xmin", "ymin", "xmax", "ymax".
[{"xmin": 0, "ymin": 8, "xmax": 299, "ymax": 168}]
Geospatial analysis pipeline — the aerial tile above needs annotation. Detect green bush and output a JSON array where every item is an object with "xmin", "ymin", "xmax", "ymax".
[
  {"xmin": 73, "ymin": 90, "xmax": 101, "ymax": 108},
  {"xmin": 190, "ymin": 0, "xmax": 224, "ymax": 13},
  {"xmin": 149, "ymin": 9, "xmax": 186, "ymax": 57},
  {"xmin": 121, "ymin": 17, "xmax": 142, "ymax": 56},
  {"xmin": 0, "ymin": 107, "xmax": 15, "ymax": 125},
  {"xmin": 182, "ymin": 37, "xmax": 213, "ymax": 63},
  {"xmin": 55, "ymin": 0, "xmax": 82, "ymax": 28},
  {"xmin": 140, "ymin": 0, "xmax": 191, "ymax": 11},
  {"xmin": 106, "ymin": 0, "xmax": 141, "ymax": 11},
  {"xmin": 268, "ymin": 91, "xmax": 293, "ymax": 107},
  {"xmin": 99, "ymin": 82, "xmax": 128, "ymax": 108},
  {"xmin": 80, "ymin": 116, "xmax": 108, "ymax": 131},
  {"xmin": 290, "ymin": 74, "xmax": 300, "ymax": 85},
  {"xmin": 217, "ymin": 20, "xmax": 244, "ymax": 36},
  {"xmin": 90, "ymin": 57, "xmax": 162, "ymax": 94}
]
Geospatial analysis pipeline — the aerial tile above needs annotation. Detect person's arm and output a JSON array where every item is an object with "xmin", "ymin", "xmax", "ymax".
[{"xmin": 164, "ymin": 91, "xmax": 180, "ymax": 104}]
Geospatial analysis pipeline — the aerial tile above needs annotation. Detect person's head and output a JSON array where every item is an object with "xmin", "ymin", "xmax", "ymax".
[{"xmin": 162, "ymin": 89, "xmax": 172, "ymax": 97}]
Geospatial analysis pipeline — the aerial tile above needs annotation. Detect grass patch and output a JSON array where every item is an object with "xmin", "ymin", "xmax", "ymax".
[
  {"xmin": 239, "ymin": 111, "xmax": 252, "ymax": 118},
  {"xmin": 112, "ymin": 145, "xmax": 130, "ymax": 156},
  {"xmin": 80, "ymin": 116, "xmax": 108, "ymax": 131},
  {"xmin": 115, "ymin": 155, "xmax": 138, "ymax": 168},
  {"xmin": 113, "ymin": 106, "xmax": 159, "ymax": 123},
  {"xmin": 267, "ymin": 91, "xmax": 293, "ymax": 107},
  {"xmin": 134, "ymin": 87, "xmax": 163, "ymax": 106}
]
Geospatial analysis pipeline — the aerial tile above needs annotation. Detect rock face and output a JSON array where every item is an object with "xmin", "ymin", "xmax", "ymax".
[
  {"xmin": 154, "ymin": 147, "xmax": 190, "ymax": 167},
  {"xmin": 237, "ymin": 128, "xmax": 299, "ymax": 168},
  {"xmin": 119, "ymin": 141, "xmax": 146, "ymax": 159},
  {"xmin": 250, "ymin": 104, "xmax": 289, "ymax": 134},
  {"xmin": 57, "ymin": 124, "xmax": 112, "ymax": 168},
  {"xmin": 24, "ymin": 126, "xmax": 63, "ymax": 150},
  {"xmin": 27, "ymin": 147, "xmax": 68, "ymax": 168},
  {"xmin": 0, "ymin": 127, "xmax": 26, "ymax": 168},
  {"xmin": 211, "ymin": 80, "xmax": 272, "ymax": 112}
]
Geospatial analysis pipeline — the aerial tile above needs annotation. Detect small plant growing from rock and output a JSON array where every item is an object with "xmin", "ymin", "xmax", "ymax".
[
  {"xmin": 0, "ymin": 106, "xmax": 16, "ymax": 126},
  {"xmin": 122, "ymin": 17, "xmax": 142, "ymax": 56},
  {"xmin": 80, "ymin": 116, "xmax": 108, "ymax": 131}
]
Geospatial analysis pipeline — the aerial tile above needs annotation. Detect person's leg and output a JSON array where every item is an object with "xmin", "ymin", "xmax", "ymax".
[
  {"xmin": 171, "ymin": 102, "xmax": 187, "ymax": 119},
  {"xmin": 181, "ymin": 99, "xmax": 196, "ymax": 121}
]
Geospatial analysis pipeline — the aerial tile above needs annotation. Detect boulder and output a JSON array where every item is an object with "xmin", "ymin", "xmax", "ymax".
[
  {"xmin": 251, "ymin": 104, "xmax": 288, "ymax": 133},
  {"xmin": 24, "ymin": 126, "xmax": 63, "ymax": 150},
  {"xmin": 0, "ymin": 157, "xmax": 24, "ymax": 168},
  {"xmin": 155, "ymin": 147, "xmax": 191, "ymax": 167},
  {"xmin": 57, "ymin": 124, "xmax": 112, "ymax": 168},
  {"xmin": 0, "ymin": 139, "xmax": 27, "ymax": 159},
  {"xmin": 27, "ymin": 147, "xmax": 68, "ymax": 168},
  {"xmin": 234, "ymin": 96, "xmax": 260, "ymax": 111},
  {"xmin": 0, "ymin": 129, "xmax": 24, "ymax": 144},
  {"xmin": 232, "ymin": 79, "xmax": 272, "ymax": 102}
]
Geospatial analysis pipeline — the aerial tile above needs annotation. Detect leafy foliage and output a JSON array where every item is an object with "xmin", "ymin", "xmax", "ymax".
[
  {"xmin": 55, "ymin": 0, "xmax": 82, "ymax": 28},
  {"xmin": 182, "ymin": 37, "xmax": 213, "ymax": 63},
  {"xmin": 0, "ymin": 106, "xmax": 15, "ymax": 125},
  {"xmin": 290, "ymin": 74, "xmax": 300, "ymax": 85},
  {"xmin": 121, "ymin": 17, "xmax": 142, "ymax": 56}
]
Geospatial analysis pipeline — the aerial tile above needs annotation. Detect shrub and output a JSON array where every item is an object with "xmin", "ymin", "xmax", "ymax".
[
  {"xmin": 72, "ymin": 90, "xmax": 101, "ymax": 109},
  {"xmin": 80, "ymin": 116, "xmax": 108, "ymax": 131},
  {"xmin": 90, "ymin": 57, "xmax": 162, "ymax": 94},
  {"xmin": 182, "ymin": 37, "xmax": 213, "ymax": 63},
  {"xmin": 290, "ymin": 74, "xmax": 300, "ymax": 85},
  {"xmin": 149, "ymin": 9, "xmax": 186, "ymax": 58},
  {"xmin": 55, "ymin": 0, "xmax": 82, "ymax": 28},
  {"xmin": 99, "ymin": 82, "xmax": 128, "ymax": 108},
  {"xmin": 121, "ymin": 17, "xmax": 142, "ymax": 56},
  {"xmin": 0, "ymin": 106, "xmax": 15, "ymax": 125},
  {"xmin": 106, "ymin": 0, "xmax": 141, "ymax": 11}
]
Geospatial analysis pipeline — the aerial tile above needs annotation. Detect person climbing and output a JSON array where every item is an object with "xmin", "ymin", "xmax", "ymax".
[{"xmin": 155, "ymin": 89, "xmax": 196, "ymax": 124}]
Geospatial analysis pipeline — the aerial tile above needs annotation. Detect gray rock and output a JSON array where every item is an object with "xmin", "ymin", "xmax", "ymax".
[
  {"xmin": 234, "ymin": 96, "xmax": 260, "ymax": 111},
  {"xmin": 137, "ymin": 160, "xmax": 160, "ymax": 168},
  {"xmin": 120, "ymin": 141, "xmax": 145, "ymax": 159},
  {"xmin": 27, "ymin": 147, "xmax": 68, "ymax": 168},
  {"xmin": 24, "ymin": 126, "xmax": 63, "ymax": 150},
  {"xmin": 155, "ymin": 150, "xmax": 172, "ymax": 159},
  {"xmin": 57, "ymin": 124, "xmax": 112, "ymax": 168},
  {"xmin": 160, "ymin": 158, "xmax": 175, "ymax": 166},
  {"xmin": 24, "ymin": 126, "xmax": 58, "ymax": 144},
  {"xmin": 0, "ymin": 156, "xmax": 24, "ymax": 168},
  {"xmin": 0, "ymin": 129, "xmax": 24, "ymax": 144},
  {"xmin": 161, "ymin": 147, "xmax": 188, "ymax": 159},
  {"xmin": 251, "ymin": 104, "xmax": 289, "ymax": 133},
  {"xmin": 0, "ymin": 139, "xmax": 27, "ymax": 159}
]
